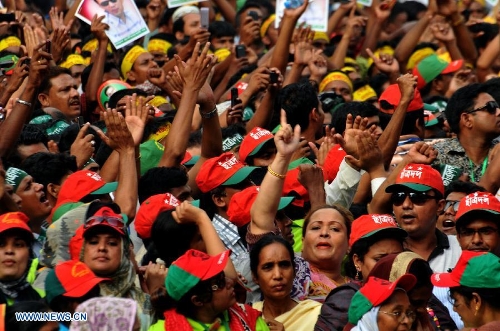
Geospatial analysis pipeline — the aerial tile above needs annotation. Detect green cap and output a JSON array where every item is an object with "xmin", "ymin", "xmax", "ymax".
[
  {"xmin": 288, "ymin": 157, "xmax": 314, "ymax": 170},
  {"xmin": 139, "ymin": 140, "xmax": 164, "ymax": 176}
]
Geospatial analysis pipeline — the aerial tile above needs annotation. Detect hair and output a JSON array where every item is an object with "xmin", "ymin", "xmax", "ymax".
[
  {"xmin": 445, "ymin": 83, "xmax": 487, "ymax": 134},
  {"xmin": 235, "ymin": 1, "xmax": 266, "ymax": 28},
  {"xmin": 81, "ymin": 62, "xmax": 119, "ymax": 93},
  {"xmin": 48, "ymin": 286, "xmax": 100, "ymax": 319},
  {"xmin": 369, "ymin": 73, "xmax": 390, "ymax": 96},
  {"xmin": 444, "ymin": 181, "xmax": 486, "ymax": 199},
  {"xmin": 302, "ymin": 204, "xmax": 353, "ymax": 238},
  {"xmin": 20, "ymin": 152, "xmax": 78, "ymax": 192},
  {"xmin": 173, "ymin": 16, "xmax": 186, "ymax": 35},
  {"xmin": 379, "ymin": 107, "xmax": 424, "ymax": 136},
  {"xmin": 39, "ymin": 66, "xmax": 72, "ymax": 95},
  {"xmin": 160, "ymin": 8, "xmax": 177, "ymax": 27},
  {"xmin": 450, "ymin": 286, "xmax": 500, "ymax": 310},
  {"xmin": 58, "ymin": 124, "xmax": 102, "ymax": 154},
  {"xmin": 138, "ymin": 167, "xmax": 189, "ymax": 203},
  {"xmin": 188, "ymin": 130, "xmax": 202, "ymax": 148},
  {"xmin": 331, "ymin": 102, "xmax": 379, "ymax": 135},
  {"xmin": 250, "ymin": 235, "xmax": 296, "ymax": 278},
  {"xmin": 209, "ymin": 21, "xmax": 236, "ymax": 40},
  {"xmin": 387, "ymin": 2, "xmax": 407, "ymax": 24},
  {"xmin": 482, "ymin": 78, "xmax": 500, "ymax": 105},
  {"xmin": 199, "ymin": 187, "xmax": 225, "ymax": 220},
  {"xmin": 407, "ymin": 258, "xmax": 433, "ymax": 289},
  {"xmin": 5, "ymin": 301, "xmax": 52, "ymax": 331},
  {"xmin": 400, "ymin": 1, "xmax": 428, "ymax": 21},
  {"xmin": 278, "ymin": 82, "xmax": 319, "ymax": 132},
  {"xmin": 7, "ymin": 125, "xmax": 49, "ymax": 168}
]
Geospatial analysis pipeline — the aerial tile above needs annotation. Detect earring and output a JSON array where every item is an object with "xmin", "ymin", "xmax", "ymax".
[
  {"xmin": 354, "ymin": 266, "xmax": 360, "ymax": 281},
  {"xmin": 474, "ymin": 305, "xmax": 479, "ymax": 316}
]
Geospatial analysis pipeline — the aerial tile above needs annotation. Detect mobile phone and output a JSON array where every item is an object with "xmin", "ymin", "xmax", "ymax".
[
  {"xmin": 235, "ymin": 45, "xmax": 246, "ymax": 58},
  {"xmin": 270, "ymin": 70, "xmax": 278, "ymax": 84},
  {"xmin": 45, "ymin": 40, "xmax": 51, "ymax": 53},
  {"xmin": 77, "ymin": 116, "xmax": 85, "ymax": 128},
  {"xmin": 0, "ymin": 13, "xmax": 15, "ymax": 23},
  {"xmin": 248, "ymin": 10, "xmax": 259, "ymax": 21},
  {"xmin": 230, "ymin": 88, "xmax": 239, "ymax": 108},
  {"xmin": 200, "ymin": 8, "xmax": 209, "ymax": 29},
  {"xmin": 21, "ymin": 58, "xmax": 30, "ymax": 66}
]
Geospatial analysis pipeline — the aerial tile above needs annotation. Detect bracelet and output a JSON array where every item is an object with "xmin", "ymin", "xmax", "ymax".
[
  {"xmin": 200, "ymin": 106, "xmax": 218, "ymax": 119},
  {"xmin": 267, "ymin": 166, "xmax": 286, "ymax": 179},
  {"xmin": 451, "ymin": 16, "xmax": 464, "ymax": 27},
  {"xmin": 136, "ymin": 153, "xmax": 141, "ymax": 160},
  {"xmin": 16, "ymin": 99, "xmax": 32, "ymax": 107}
]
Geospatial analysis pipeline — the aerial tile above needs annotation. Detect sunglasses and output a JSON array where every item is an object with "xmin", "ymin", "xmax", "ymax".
[
  {"xmin": 444, "ymin": 200, "xmax": 460, "ymax": 212},
  {"xmin": 391, "ymin": 192, "xmax": 438, "ymax": 206},
  {"xmin": 99, "ymin": 0, "xmax": 117, "ymax": 7},
  {"xmin": 466, "ymin": 101, "xmax": 499, "ymax": 115},
  {"xmin": 84, "ymin": 216, "xmax": 125, "ymax": 230}
]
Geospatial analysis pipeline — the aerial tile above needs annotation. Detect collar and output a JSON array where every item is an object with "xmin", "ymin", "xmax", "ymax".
[{"xmin": 427, "ymin": 229, "xmax": 450, "ymax": 262}]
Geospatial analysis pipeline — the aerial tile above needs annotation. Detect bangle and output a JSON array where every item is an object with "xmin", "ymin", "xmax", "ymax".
[
  {"xmin": 136, "ymin": 153, "xmax": 141, "ymax": 160},
  {"xmin": 16, "ymin": 99, "xmax": 32, "ymax": 107},
  {"xmin": 451, "ymin": 16, "xmax": 464, "ymax": 27},
  {"xmin": 267, "ymin": 166, "xmax": 286, "ymax": 179},
  {"xmin": 200, "ymin": 106, "xmax": 217, "ymax": 119}
]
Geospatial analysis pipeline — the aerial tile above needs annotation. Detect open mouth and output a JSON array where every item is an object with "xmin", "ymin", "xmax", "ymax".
[
  {"xmin": 69, "ymin": 100, "xmax": 80, "ymax": 107},
  {"xmin": 442, "ymin": 220, "xmax": 455, "ymax": 229},
  {"xmin": 39, "ymin": 193, "xmax": 49, "ymax": 205},
  {"xmin": 316, "ymin": 242, "xmax": 332, "ymax": 249}
]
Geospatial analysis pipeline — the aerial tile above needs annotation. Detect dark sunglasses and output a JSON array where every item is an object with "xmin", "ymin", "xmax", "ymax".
[
  {"xmin": 466, "ymin": 101, "xmax": 499, "ymax": 115},
  {"xmin": 444, "ymin": 200, "xmax": 460, "ymax": 212},
  {"xmin": 84, "ymin": 216, "xmax": 125, "ymax": 230},
  {"xmin": 99, "ymin": 0, "xmax": 117, "ymax": 7},
  {"xmin": 391, "ymin": 192, "xmax": 438, "ymax": 206}
]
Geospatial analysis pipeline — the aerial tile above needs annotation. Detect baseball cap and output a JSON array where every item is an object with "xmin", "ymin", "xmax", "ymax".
[
  {"xmin": 69, "ymin": 225, "xmax": 85, "ymax": 260},
  {"xmin": 226, "ymin": 186, "xmax": 294, "ymax": 227},
  {"xmin": 348, "ymin": 275, "xmax": 417, "ymax": 325},
  {"xmin": 386, "ymin": 164, "xmax": 444, "ymax": 196},
  {"xmin": 181, "ymin": 151, "xmax": 199, "ymax": 167},
  {"xmin": 379, "ymin": 84, "xmax": 438, "ymax": 114},
  {"xmin": 349, "ymin": 214, "xmax": 407, "ymax": 247},
  {"xmin": 406, "ymin": 47, "xmax": 435, "ymax": 70},
  {"xmin": 455, "ymin": 192, "xmax": 500, "ymax": 226},
  {"xmin": 0, "ymin": 212, "xmax": 33, "ymax": 238},
  {"xmin": 282, "ymin": 167, "xmax": 309, "ymax": 202},
  {"xmin": 172, "ymin": 6, "xmax": 200, "ymax": 23},
  {"xmin": 238, "ymin": 127, "xmax": 274, "ymax": 163},
  {"xmin": 45, "ymin": 260, "xmax": 108, "ymax": 303},
  {"xmin": 83, "ymin": 206, "xmax": 126, "ymax": 236},
  {"xmin": 57, "ymin": 170, "xmax": 118, "ymax": 205},
  {"xmin": 135, "ymin": 193, "xmax": 181, "ymax": 239},
  {"xmin": 431, "ymin": 251, "xmax": 500, "ymax": 288},
  {"xmin": 165, "ymin": 249, "xmax": 230, "ymax": 301},
  {"xmin": 413, "ymin": 54, "xmax": 463, "ymax": 90},
  {"xmin": 196, "ymin": 152, "xmax": 257, "ymax": 193}
]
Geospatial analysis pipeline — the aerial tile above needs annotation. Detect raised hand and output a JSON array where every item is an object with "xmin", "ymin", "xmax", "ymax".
[
  {"xmin": 275, "ymin": 109, "xmax": 301, "ymax": 158},
  {"xmin": 4, "ymin": 56, "xmax": 29, "ymax": 94},
  {"xmin": 98, "ymin": 109, "xmax": 135, "ymax": 153},
  {"xmin": 344, "ymin": 130, "xmax": 383, "ymax": 172},
  {"xmin": 124, "ymin": 94, "xmax": 152, "ymax": 146},
  {"xmin": 186, "ymin": 27, "xmax": 211, "ymax": 49},
  {"xmin": 298, "ymin": 164, "xmax": 325, "ymax": 189},
  {"xmin": 334, "ymin": 114, "xmax": 376, "ymax": 159},
  {"xmin": 50, "ymin": 27, "xmax": 71, "ymax": 63},
  {"xmin": 430, "ymin": 22, "xmax": 455, "ymax": 43},
  {"xmin": 283, "ymin": 0, "xmax": 310, "ymax": 20},
  {"xmin": 397, "ymin": 73, "xmax": 417, "ymax": 102},
  {"xmin": 366, "ymin": 48, "xmax": 400, "ymax": 74},
  {"xmin": 245, "ymin": 66, "xmax": 271, "ymax": 95},
  {"xmin": 174, "ymin": 42, "xmax": 217, "ymax": 92},
  {"xmin": 293, "ymin": 24, "xmax": 314, "ymax": 66},
  {"xmin": 226, "ymin": 101, "xmax": 243, "ymax": 126},
  {"xmin": 172, "ymin": 201, "xmax": 209, "ymax": 225},
  {"xmin": 26, "ymin": 41, "xmax": 52, "ymax": 89},
  {"xmin": 91, "ymin": 14, "xmax": 109, "ymax": 43},
  {"xmin": 406, "ymin": 141, "xmax": 438, "ymax": 164},
  {"xmin": 308, "ymin": 50, "xmax": 328, "ymax": 81},
  {"xmin": 70, "ymin": 123, "xmax": 95, "ymax": 168},
  {"xmin": 239, "ymin": 16, "xmax": 260, "ymax": 46}
]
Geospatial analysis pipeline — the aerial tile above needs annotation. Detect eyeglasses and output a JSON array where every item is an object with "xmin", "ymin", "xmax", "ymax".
[
  {"xmin": 379, "ymin": 310, "xmax": 417, "ymax": 323},
  {"xmin": 458, "ymin": 226, "xmax": 498, "ymax": 237},
  {"xmin": 391, "ymin": 192, "xmax": 438, "ymax": 206},
  {"xmin": 466, "ymin": 101, "xmax": 499, "ymax": 115},
  {"xmin": 444, "ymin": 200, "xmax": 460, "ymax": 212},
  {"xmin": 84, "ymin": 216, "xmax": 125, "ymax": 230},
  {"xmin": 99, "ymin": 0, "xmax": 117, "ymax": 7},
  {"xmin": 210, "ymin": 274, "xmax": 232, "ymax": 291}
]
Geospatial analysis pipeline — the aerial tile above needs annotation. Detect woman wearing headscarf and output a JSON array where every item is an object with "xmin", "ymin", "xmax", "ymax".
[{"xmin": 70, "ymin": 297, "xmax": 140, "ymax": 331}]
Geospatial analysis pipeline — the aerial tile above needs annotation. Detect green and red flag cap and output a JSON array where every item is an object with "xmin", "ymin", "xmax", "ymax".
[
  {"xmin": 386, "ymin": 164, "xmax": 444, "ymax": 196},
  {"xmin": 349, "ymin": 214, "xmax": 407, "ymax": 248},
  {"xmin": 455, "ymin": 192, "xmax": 500, "ymax": 227},
  {"xmin": 431, "ymin": 251, "xmax": 500, "ymax": 288},
  {"xmin": 165, "ymin": 249, "xmax": 230, "ymax": 301},
  {"xmin": 238, "ymin": 127, "xmax": 274, "ymax": 163},
  {"xmin": 412, "ymin": 54, "xmax": 463, "ymax": 90},
  {"xmin": 348, "ymin": 275, "xmax": 417, "ymax": 325}
]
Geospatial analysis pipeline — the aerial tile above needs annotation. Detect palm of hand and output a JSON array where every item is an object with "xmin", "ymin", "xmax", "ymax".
[
  {"xmin": 125, "ymin": 116, "xmax": 145, "ymax": 145},
  {"xmin": 342, "ymin": 129, "xmax": 363, "ymax": 157},
  {"xmin": 295, "ymin": 43, "xmax": 313, "ymax": 65}
]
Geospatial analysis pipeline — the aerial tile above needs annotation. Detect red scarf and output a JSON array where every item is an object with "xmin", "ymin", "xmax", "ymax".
[{"xmin": 163, "ymin": 303, "xmax": 261, "ymax": 331}]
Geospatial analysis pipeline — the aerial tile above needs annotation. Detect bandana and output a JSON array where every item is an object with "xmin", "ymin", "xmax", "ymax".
[
  {"xmin": 319, "ymin": 71, "xmax": 353, "ymax": 92},
  {"xmin": 147, "ymin": 39, "xmax": 172, "ymax": 54},
  {"xmin": 121, "ymin": 46, "xmax": 147, "ymax": 79},
  {"xmin": 353, "ymin": 85, "xmax": 377, "ymax": 102},
  {"xmin": 60, "ymin": 54, "xmax": 86, "ymax": 69},
  {"xmin": 260, "ymin": 14, "xmax": 276, "ymax": 38},
  {"xmin": 0, "ymin": 36, "xmax": 21, "ymax": 52},
  {"xmin": 5, "ymin": 167, "xmax": 28, "ymax": 192}
]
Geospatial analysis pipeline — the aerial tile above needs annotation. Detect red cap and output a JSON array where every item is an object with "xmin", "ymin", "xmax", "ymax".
[
  {"xmin": 0, "ymin": 212, "xmax": 33, "ymax": 238},
  {"xmin": 238, "ymin": 127, "xmax": 274, "ymax": 163},
  {"xmin": 455, "ymin": 192, "xmax": 500, "ymax": 225},
  {"xmin": 56, "ymin": 170, "xmax": 118, "ymax": 206},
  {"xmin": 322, "ymin": 145, "xmax": 346, "ymax": 182},
  {"xmin": 349, "ymin": 214, "xmax": 407, "ymax": 247},
  {"xmin": 135, "ymin": 193, "xmax": 180, "ymax": 239},
  {"xmin": 386, "ymin": 164, "xmax": 444, "ymax": 196},
  {"xmin": 227, "ymin": 186, "xmax": 294, "ymax": 227},
  {"xmin": 379, "ymin": 84, "xmax": 424, "ymax": 113},
  {"xmin": 69, "ymin": 225, "xmax": 84, "ymax": 260},
  {"xmin": 196, "ymin": 152, "xmax": 256, "ymax": 193},
  {"xmin": 282, "ymin": 167, "xmax": 309, "ymax": 202},
  {"xmin": 83, "ymin": 206, "xmax": 126, "ymax": 236}
]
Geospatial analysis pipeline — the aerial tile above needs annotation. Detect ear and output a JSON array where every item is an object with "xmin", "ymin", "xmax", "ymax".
[
  {"xmin": 460, "ymin": 112, "xmax": 474, "ymax": 129},
  {"xmin": 436, "ymin": 198, "xmax": 445, "ymax": 215},
  {"xmin": 38, "ymin": 93, "xmax": 50, "ymax": 107},
  {"xmin": 352, "ymin": 254, "xmax": 362, "ymax": 270},
  {"xmin": 46, "ymin": 183, "xmax": 60, "ymax": 200},
  {"xmin": 126, "ymin": 70, "xmax": 136, "ymax": 83},
  {"xmin": 191, "ymin": 295, "xmax": 205, "ymax": 307},
  {"xmin": 212, "ymin": 194, "xmax": 227, "ymax": 209},
  {"xmin": 175, "ymin": 31, "xmax": 185, "ymax": 43},
  {"xmin": 311, "ymin": 107, "xmax": 320, "ymax": 122}
]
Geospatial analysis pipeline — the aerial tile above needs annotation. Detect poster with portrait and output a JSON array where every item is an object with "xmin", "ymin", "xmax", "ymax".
[
  {"xmin": 76, "ymin": 0, "xmax": 150, "ymax": 49},
  {"xmin": 274, "ymin": 0, "xmax": 329, "ymax": 32},
  {"xmin": 167, "ymin": 0, "xmax": 207, "ymax": 9}
]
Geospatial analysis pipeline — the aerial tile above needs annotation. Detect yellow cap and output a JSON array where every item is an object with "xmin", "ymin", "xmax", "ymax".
[
  {"xmin": 149, "ymin": 96, "xmax": 168, "ymax": 107},
  {"xmin": 147, "ymin": 39, "xmax": 172, "ymax": 54},
  {"xmin": 260, "ymin": 14, "xmax": 275, "ymax": 38},
  {"xmin": 319, "ymin": 71, "xmax": 353, "ymax": 92},
  {"xmin": 60, "ymin": 54, "xmax": 86, "ymax": 69},
  {"xmin": 121, "ymin": 45, "xmax": 147, "ymax": 79},
  {"xmin": 0, "ymin": 36, "xmax": 21, "ymax": 52},
  {"xmin": 407, "ymin": 47, "xmax": 435, "ymax": 70},
  {"xmin": 353, "ymin": 85, "xmax": 377, "ymax": 102},
  {"xmin": 82, "ymin": 38, "xmax": 113, "ymax": 53}
]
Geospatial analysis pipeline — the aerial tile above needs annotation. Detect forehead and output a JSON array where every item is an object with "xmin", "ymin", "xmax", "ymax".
[
  {"xmin": 474, "ymin": 92, "xmax": 495, "ymax": 108},
  {"xmin": 310, "ymin": 208, "xmax": 345, "ymax": 223},
  {"xmin": 134, "ymin": 52, "xmax": 154, "ymax": 64},
  {"xmin": 50, "ymin": 74, "xmax": 76, "ymax": 89},
  {"xmin": 446, "ymin": 192, "xmax": 466, "ymax": 201},
  {"xmin": 183, "ymin": 13, "xmax": 200, "ymax": 24},
  {"xmin": 463, "ymin": 219, "xmax": 499, "ymax": 228},
  {"xmin": 242, "ymin": 7, "xmax": 263, "ymax": 17},
  {"xmin": 325, "ymin": 80, "xmax": 351, "ymax": 92}
]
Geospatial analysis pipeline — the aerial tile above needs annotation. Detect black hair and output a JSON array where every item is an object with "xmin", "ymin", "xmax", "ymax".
[
  {"xmin": 188, "ymin": 130, "xmax": 203, "ymax": 148},
  {"xmin": 369, "ymin": 73, "xmax": 390, "ymax": 96},
  {"xmin": 39, "ymin": 66, "xmax": 72, "ymax": 95},
  {"xmin": 6, "ymin": 301, "xmax": 52, "ymax": 331},
  {"xmin": 81, "ymin": 62, "xmax": 119, "ymax": 93},
  {"xmin": 445, "ymin": 83, "xmax": 486, "ymax": 134},
  {"xmin": 48, "ymin": 286, "xmax": 100, "ymax": 325},
  {"xmin": 331, "ymin": 102, "xmax": 379, "ymax": 135},
  {"xmin": 209, "ymin": 21, "xmax": 236, "ymax": 40},
  {"xmin": 7, "ymin": 125, "xmax": 49, "ymax": 168},
  {"xmin": 387, "ymin": 2, "xmax": 407, "ymax": 24},
  {"xmin": 444, "ymin": 181, "xmax": 486, "ymax": 199},
  {"xmin": 20, "ymin": 152, "xmax": 77, "ymax": 193},
  {"xmin": 199, "ymin": 188, "xmax": 224, "ymax": 220},
  {"xmin": 108, "ymin": 88, "xmax": 148, "ymax": 109},
  {"xmin": 138, "ymin": 167, "xmax": 189, "ymax": 203},
  {"xmin": 173, "ymin": 16, "xmax": 186, "ymax": 35},
  {"xmin": 408, "ymin": 258, "xmax": 433, "ymax": 289},
  {"xmin": 57, "ymin": 124, "xmax": 102, "ymax": 154},
  {"xmin": 160, "ymin": 7, "xmax": 177, "ymax": 27},
  {"xmin": 482, "ymin": 78, "xmax": 500, "ymax": 104},
  {"xmin": 250, "ymin": 235, "xmax": 296, "ymax": 278},
  {"xmin": 400, "ymin": 1, "xmax": 428, "ymax": 21},
  {"xmin": 278, "ymin": 81, "xmax": 319, "ymax": 132},
  {"xmin": 379, "ymin": 107, "xmax": 424, "ymax": 136},
  {"xmin": 450, "ymin": 286, "xmax": 500, "ymax": 310}
]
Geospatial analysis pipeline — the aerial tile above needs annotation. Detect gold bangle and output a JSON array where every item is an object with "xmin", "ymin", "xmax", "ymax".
[
  {"xmin": 452, "ymin": 16, "xmax": 464, "ymax": 27},
  {"xmin": 267, "ymin": 166, "xmax": 286, "ymax": 179},
  {"xmin": 136, "ymin": 153, "xmax": 141, "ymax": 160}
]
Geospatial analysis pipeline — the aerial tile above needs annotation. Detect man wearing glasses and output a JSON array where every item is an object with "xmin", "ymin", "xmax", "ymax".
[{"xmin": 94, "ymin": 0, "xmax": 144, "ymax": 40}]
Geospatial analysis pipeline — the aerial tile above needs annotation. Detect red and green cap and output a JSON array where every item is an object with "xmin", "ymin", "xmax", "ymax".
[
  {"xmin": 412, "ymin": 54, "xmax": 463, "ymax": 90},
  {"xmin": 56, "ymin": 170, "xmax": 118, "ymax": 206},
  {"xmin": 165, "ymin": 249, "xmax": 230, "ymax": 301},
  {"xmin": 348, "ymin": 275, "xmax": 417, "ymax": 325},
  {"xmin": 349, "ymin": 214, "xmax": 407, "ymax": 247},
  {"xmin": 45, "ymin": 260, "xmax": 108, "ymax": 303},
  {"xmin": 386, "ymin": 164, "xmax": 444, "ymax": 196},
  {"xmin": 455, "ymin": 192, "xmax": 500, "ymax": 227},
  {"xmin": 134, "ymin": 193, "xmax": 180, "ymax": 239},
  {"xmin": 431, "ymin": 251, "xmax": 500, "ymax": 288},
  {"xmin": 238, "ymin": 127, "xmax": 274, "ymax": 164},
  {"xmin": 379, "ymin": 84, "xmax": 438, "ymax": 114}
]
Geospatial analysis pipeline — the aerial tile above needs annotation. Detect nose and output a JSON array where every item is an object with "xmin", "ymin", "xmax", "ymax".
[
  {"xmin": 471, "ymin": 231, "xmax": 483, "ymax": 244},
  {"xmin": 444, "ymin": 204, "xmax": 456, "ymax": 215},
  {"xmin": 402, "ymin": 195, "xmax": 413, "ymax": 209},
  {"xmin": 70, "ymin": 88, "xmax": 79, "ymax": 98},
  {"xmin": 271, "ymin": 266, "xmax": 283, "ymax": 279},
  {"xmin": 35, "ymin": 183, "xmax": 44, "ymax": 192}
]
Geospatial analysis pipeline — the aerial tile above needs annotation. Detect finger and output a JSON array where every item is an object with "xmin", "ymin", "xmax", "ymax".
[
  {"xmin": 280, "ymin": 109, "xmax": 288, "ymax": 128},
  {"xmin": 76, "ymin": 123, "xmax": 90, "ymax": 139}
]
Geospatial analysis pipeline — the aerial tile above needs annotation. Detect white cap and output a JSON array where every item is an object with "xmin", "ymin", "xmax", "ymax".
[{"xmin": 172, "ymin": 6, "xmax": 200, "ymax": 23}]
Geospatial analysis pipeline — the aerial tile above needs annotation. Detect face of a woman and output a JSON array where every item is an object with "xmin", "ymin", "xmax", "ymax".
[
  {"xmin": 451, "ymin": 291, "xmax": 478, "ymax": 328},
  {"xmin": 353, "ymin": 238, "xmax": 403, "ymax": 280},
  {"xmin": 0, "ymin": 233, "xmax": 30, "ymax": 281},
  {"xmin": 83, "ymin": 232, "xmax": 122, "ymax": 276},
  {"xmin": 207, "ymin": 272, "xmax": 236, "ymax": 314},
  {"xmin": 302, "ymin": 208, "xmax": 349, "ymax": 268},
  {"xmin": 254, "ymin": 243, "xmax": 294, "ymax": 301},
  {"xmin": 378, "ymin": 290, "xmax": 414, "ymax": 331}
]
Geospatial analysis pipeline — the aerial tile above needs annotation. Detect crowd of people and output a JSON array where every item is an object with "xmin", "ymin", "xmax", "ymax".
[{"xmin": 0, "ymin": 0, "xmax": 500, "ymax": 329}]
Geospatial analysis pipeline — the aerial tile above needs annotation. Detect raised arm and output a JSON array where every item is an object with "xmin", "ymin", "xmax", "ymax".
[{"xmin": 85, "ymin": 15, "xmax": 109, "ymax": 104}]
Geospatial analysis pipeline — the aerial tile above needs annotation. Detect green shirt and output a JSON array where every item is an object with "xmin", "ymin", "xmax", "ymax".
[{"xmin": 148, "ymin": 313, "xmax": 270, "ymax": 331}]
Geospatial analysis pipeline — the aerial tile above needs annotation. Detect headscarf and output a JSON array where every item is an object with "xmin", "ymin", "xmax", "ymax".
[
  {"xmin": 368, "ymin": 252, "xmax": 424, "ymax": 281},
  {"xmin": 351, "ymin": 306, "xmax": 380, "ymax": 331},
  {"xmin": 69, "ymin": 297, "xmax": 138, "ymax": 331}
]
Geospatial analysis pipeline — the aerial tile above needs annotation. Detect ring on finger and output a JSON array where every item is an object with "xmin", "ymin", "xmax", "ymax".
[{"xmin": 90, "ymin": 140, "xmax": 95, "ymax": 146}]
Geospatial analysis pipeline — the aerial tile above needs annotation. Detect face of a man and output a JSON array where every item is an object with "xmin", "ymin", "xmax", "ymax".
[
  {"xmin": 466, "ymin": 92, "xmax": 500, "ymax": 138},
  {"xmin": 96, "ymin": 0, "xmax": 124, "ymax": 17},
  {"xmin": 128, "ymin": 52, "xmax": 158, "ymax": 85},
  {"xmin": 183, "ymin": 13, "xmax": 201, "ymax": 37},
  {"xmin": 39, "ymin": 74, "xmax": 80, "ymax": 121},
  {"xmin": 457, "ymin": 218, "xmax": 500, "ymax": 256},
  {"xmin": 70, "ymin": 64, "xmax": 86, "ymax": 88},
  {"xmin": 211, "ymin": 36, "xmax": 235, "ymax": 50}
]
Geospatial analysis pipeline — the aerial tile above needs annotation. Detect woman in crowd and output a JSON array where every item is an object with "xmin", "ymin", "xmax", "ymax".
[
  {"xmin": 0, "ymin": 212, "xmax": 42, "ymax": 305},
  {"xmin": 251, "ymin": 235, "xmax": 321, "ymax": 330},
  {"xmin": 347, "ymin": 275, "xmax": 417, "ymax": 331},
  {"xmin": 70, "ymin": 297, "xmax": 140, "ymax": 331},
  {"xmin": 432, "ymin": 251, "xmax": 500, "ymax": 331},
  {"xmin": 315, "ymin": 213, "xmax": 407, "ymax": 330}
]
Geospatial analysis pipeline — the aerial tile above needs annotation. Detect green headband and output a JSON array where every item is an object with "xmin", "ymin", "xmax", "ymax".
[{"xmin": 5, "ymin": 167, "xmax": 28, "ymax": 192}]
